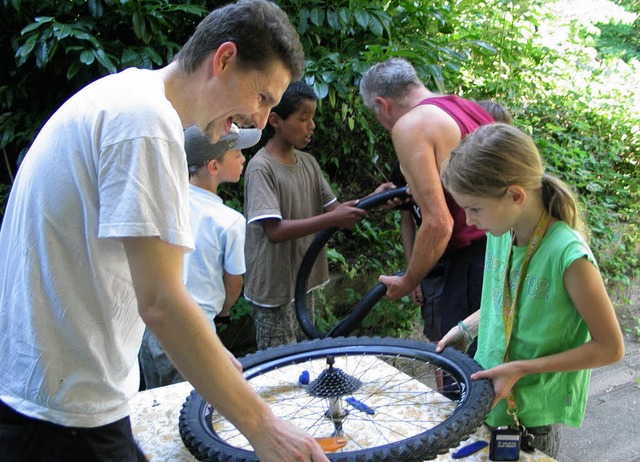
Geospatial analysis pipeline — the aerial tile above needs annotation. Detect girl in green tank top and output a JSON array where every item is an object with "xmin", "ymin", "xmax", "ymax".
[{"xmin": 436, "ymin": 123, "xmax": 624, "ymax": 457}]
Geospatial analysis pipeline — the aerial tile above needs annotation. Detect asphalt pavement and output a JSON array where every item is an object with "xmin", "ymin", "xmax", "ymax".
[{"xmin": 556, "ymin": 332, "xmax": 640, "ymax": 462}]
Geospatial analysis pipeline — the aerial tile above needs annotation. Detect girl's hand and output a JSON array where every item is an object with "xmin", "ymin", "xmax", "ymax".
[
  {"xmin": 435, "ymin": 324, "xmax": 471, "ymax": 353},
  {"xmin": 471, "ymin": 361, "xmax": 526, "ymax": 408}
]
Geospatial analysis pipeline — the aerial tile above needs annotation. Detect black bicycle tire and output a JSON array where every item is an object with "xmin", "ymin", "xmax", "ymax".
[
  {"xmin": 295, "ymin": 186, "xmax": 410, "ymax": 339},
  {"xmin": 179, "ymin": 336, "xmax": 494, "ymax": 462}
]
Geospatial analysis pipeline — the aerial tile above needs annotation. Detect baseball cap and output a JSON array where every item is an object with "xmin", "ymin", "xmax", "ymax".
[{"xmin": 185, "ymin": 124, "xmax": 262, "ymax": 167}]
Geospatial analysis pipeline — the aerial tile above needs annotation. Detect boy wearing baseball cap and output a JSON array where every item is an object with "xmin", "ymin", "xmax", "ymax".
[{"xmin": 140, "ymin": 124, "xmax": 261, "ymax": 388}]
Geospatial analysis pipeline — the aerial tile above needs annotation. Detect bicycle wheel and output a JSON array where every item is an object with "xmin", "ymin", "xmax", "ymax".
[
  {"xmin": 179, "ymin": 336, "xmax": 493, "ymax": 462},
  {"xmin": 295, "ymin": 187, "xmax": 409, "ymax": 339}
]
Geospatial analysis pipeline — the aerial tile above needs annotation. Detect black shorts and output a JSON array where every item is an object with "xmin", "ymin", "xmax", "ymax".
[
  {"xmin": 421, "ymin": 237, "xmax": 486, "ymax": 349},
  {"xmin": 0, "ymin": 399, "xmax": 147, "ymax": 462}
]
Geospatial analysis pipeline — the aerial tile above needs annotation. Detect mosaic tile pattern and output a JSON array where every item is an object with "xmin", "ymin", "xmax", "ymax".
[{"xmin": 131, "ymin": 371, "xmax": 555, "ymax": 462}]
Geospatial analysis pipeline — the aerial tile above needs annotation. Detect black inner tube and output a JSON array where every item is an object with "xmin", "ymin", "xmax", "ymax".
[{"xmin": 294, "ymin": 186, "xmax": 409, "ymax": 339}]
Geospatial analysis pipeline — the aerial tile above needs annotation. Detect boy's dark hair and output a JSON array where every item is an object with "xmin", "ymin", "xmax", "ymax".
[
  {"xmin": 271, "ymin": 81, "xmax": 317, "ymax": 120},
  {"xmin": 263, "ymin": 81, "xmax": 317, "ymax": 139},
  {"xmin": 175, "ymin": 0, "xmax": 305, "ymax": 80}
]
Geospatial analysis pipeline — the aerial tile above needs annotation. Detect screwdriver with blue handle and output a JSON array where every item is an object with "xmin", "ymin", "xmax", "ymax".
[{"xmin": 451, "ymin": 440, "xmax": 489, "ymax": 458}]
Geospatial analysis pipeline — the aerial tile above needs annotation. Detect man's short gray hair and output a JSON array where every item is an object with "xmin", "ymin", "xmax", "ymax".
[{"xmin": 359, "ymin": 58, "xmax": 422, "ymax": 113}]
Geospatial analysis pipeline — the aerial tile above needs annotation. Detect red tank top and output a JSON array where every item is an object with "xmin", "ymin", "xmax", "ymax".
[{"xmin": 416, "ymin": 95, "xmax": 494, "ymax": 251}]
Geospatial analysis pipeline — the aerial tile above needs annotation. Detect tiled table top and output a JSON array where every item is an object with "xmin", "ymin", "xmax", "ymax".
[{"xmin": 131, "ymin": 374, "xmax": 556, "ymax": 462}]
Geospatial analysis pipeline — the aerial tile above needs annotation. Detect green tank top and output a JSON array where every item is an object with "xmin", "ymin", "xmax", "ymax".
[{"xmin": 475, "ymin": 221, "xmax": 595, "ymax": 428}]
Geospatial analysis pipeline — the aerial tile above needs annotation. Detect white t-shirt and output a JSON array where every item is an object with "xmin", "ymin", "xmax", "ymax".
[
  {"xmin": 0, "ymin": 68, "xmax": 193, "ymax": 427},
  {"xmin": 183, "ymin": 184, "xmax": 246, "ymax": 329}
]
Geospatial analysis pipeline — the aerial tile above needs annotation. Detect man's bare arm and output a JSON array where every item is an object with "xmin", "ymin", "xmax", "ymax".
[
  {"xmin": 123, "ymin": 237, "xmax": 328, "ymax": 462},
  {"xmin": 380, "ymin": 109, "xmax": 454, "ymax": 299}
]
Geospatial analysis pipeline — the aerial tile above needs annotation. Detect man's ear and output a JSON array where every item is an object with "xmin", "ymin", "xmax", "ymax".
[
  {"xmin": 212, "ymin": 41, "xmax": 238, "ymax": 76},
  {"xmin": 374, "ymin": 96, "xmax": 390, "ymax": 114},
  {"xmin": 507, "ymin": 185, "xmax": 527, "ymax": 205}
]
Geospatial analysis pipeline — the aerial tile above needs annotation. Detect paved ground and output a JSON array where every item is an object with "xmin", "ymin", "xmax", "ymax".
[
  {"xmin": 557, "ymin": 281, "xmax": 640, "ymax": 462},
  {"xmin": 557, "ymin": 336, "xmax": 640, "ymax": 462}
]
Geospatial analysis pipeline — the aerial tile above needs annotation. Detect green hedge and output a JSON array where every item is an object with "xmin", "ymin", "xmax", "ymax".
[{"xmin": 2, "ymin": 0, "xmax": 638, "ymax": 338}]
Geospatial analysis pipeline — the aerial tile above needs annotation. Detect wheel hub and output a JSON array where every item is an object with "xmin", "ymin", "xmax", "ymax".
[{"xmin": 307, "ymin": 355, "xmax": 361, "ymax": 398}]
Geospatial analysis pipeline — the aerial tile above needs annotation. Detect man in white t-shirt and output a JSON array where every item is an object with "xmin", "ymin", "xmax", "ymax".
[
  {"xmin": 140, "ymin": 124, "xmax": 260, "ymax": 389},
  {"xmin": 0, "ymin": 1, "xmax": 328, "ymax": 461}
]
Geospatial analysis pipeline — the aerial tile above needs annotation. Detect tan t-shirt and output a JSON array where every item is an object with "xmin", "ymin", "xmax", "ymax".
[{"xmin": 243, "ymin": 148, "xmax": 336, "ymax": 306}]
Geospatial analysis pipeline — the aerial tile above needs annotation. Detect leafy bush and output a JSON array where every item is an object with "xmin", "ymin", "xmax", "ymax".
[
  {"xmin": 597, "ymin": 21, "xmax": 640, "ymax": 62},
  {"xmin": 0, "ymin": 0, "xmax": 207, "ymax": 180},
  {"xmin": 522, "ymin": 92, "xmax": 639, "ymax": 285},
  {"xmin": 2, "ymin": 0, "xmax": 638, "ymax": 339}
]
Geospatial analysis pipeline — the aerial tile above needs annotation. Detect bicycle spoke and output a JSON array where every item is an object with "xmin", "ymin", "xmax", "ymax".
[
  {"xmin": 180, "ymin": 337, "xmax": 493, "ymax": 462},
  {"xmin": 204, "ymin": 351, "xmax": 460, "ymax": 452}
]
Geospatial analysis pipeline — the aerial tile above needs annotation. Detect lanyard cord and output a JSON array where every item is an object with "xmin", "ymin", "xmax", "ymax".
[{"xmin": 502, "ymin": 210, "xmax": 551, "ymax": 425}]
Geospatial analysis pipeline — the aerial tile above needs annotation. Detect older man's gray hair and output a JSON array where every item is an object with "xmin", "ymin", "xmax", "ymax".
[{"xmin": 359, "ymin": 58, "xmax": 423, "ymax": 114}]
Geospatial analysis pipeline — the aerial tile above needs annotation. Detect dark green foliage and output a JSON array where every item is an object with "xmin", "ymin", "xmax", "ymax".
[
  {"xmin": 596, "ymin": 21, "xmax": 640, "ymax": 62},
  {"xmin": 0, "ymin": 0, "xmax": 207, "ymax": 181},
  {"xmin": 521, "ymin": 92, "xmax": 639, "ymax": 285},
  {"xmin": 597, "ymin": 0, "xmax": 640, "ymax": 62},
  {"xmin": 1, "ymin": 0, "xmax": 638, "ymax": 338}
]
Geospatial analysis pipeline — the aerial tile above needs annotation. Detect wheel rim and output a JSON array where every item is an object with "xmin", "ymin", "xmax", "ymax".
[{"xmin": 180, "ymin": 337, "xmax": 493, "ymax": 462}]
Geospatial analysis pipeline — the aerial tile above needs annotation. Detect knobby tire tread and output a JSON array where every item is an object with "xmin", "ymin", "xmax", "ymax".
[{"xmin": 179, "ymin": 336, "xmax": 494, "ymax": 462}]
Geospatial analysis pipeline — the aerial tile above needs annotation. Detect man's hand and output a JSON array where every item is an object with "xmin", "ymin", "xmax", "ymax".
[
  {"xmin": 410, "ymin": 284, "xmax": 424, "ymax": 305},
  {"xmin": 251, "ymin": 415, "xmax": 330, "ymax": 462},
  {"xmin": 378, "ymin": 274, "xmax": 414, "ymax": 300}
]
